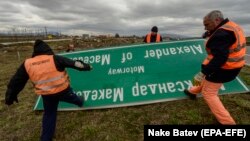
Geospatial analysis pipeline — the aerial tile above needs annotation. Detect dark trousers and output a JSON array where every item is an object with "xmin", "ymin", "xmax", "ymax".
[{"xmin": 40, "ymin": 88, "xmax": 83, "ymax": 141}]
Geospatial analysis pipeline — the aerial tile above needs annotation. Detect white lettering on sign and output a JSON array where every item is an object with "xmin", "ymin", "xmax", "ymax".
[
  {"xmin": 72, "ymin": 54, "xmax": 110, "ymax": 65},
  {"xmin": 121, "ymin": 52, "xmax": 133, "ymax": 63},
  {"xmin": 108, "ymin": 66, "xmax": 145, "ymax": 75},
  {"xmin": 132, "ymin": 81, "xmax": 227, "ymax": 96},
  {"xmin": 132, "ymin": 80, "xmax": 193, "ymax": 96},
  {"xmin": 76, "ymin": 87, "xmax": 124, "ymax": 102},
  {"xmin": 144, "ymin": 45, "xmax": 203, "ymax": 59}
]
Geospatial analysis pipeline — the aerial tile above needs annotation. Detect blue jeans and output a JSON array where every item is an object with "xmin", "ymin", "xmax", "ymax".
[{"xmin": 40, "ymin": 88, "xmax": 83, "ymax": 141}]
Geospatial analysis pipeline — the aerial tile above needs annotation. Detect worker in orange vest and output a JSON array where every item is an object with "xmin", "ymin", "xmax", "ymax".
[
  {"xmin": 5, "ymin": 39, "xmax": 92, "ymax": 141},
  {"xmin": 143, "ymin": 26, "xmax": 163, "ymax": 43},
  {"xmin": 184, "ymin": 10, "xmax": 246, "ymax": 125}
]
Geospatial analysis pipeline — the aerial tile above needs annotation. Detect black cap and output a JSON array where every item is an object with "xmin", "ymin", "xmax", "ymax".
[
  {"xmin": 32, "ymin": 39, "xmax": 54, "ymax": 57},
  {"xmin": 151, "ymin": 26, "xmax": 158, "ymax": 32}
]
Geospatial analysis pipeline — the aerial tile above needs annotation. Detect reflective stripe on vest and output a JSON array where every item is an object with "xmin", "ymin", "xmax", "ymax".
[
  {"xmin": 35, "ymin": 77, "xmax": 68, "ymax": 91},
  {"xmin": 203, "ymin": 21, "xmax": 246, "ymax": 69},
  {"xmin": 146, "ymin": 33, "xmax": 161, "ymax": 43},
  {"xmin": 24, "ymin": 55, "xmax": 70, "ymax": 95}
]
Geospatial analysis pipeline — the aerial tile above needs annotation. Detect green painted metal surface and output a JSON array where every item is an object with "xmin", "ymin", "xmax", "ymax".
[{"xmin": 34, "ymin": 39, "xmax": 249, "ymax": 111}]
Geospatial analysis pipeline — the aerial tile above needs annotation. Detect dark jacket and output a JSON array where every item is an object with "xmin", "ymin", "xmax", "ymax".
[
  {"xmin": 5, "ymin": 39, "xmax": 91, "ymax": 104},
  {"xmin": 201, "ymin": 18, "xmax": 242, "ymax": 83}
]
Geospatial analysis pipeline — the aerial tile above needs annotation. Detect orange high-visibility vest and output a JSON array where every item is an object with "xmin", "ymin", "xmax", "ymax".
[
  {"xmin": 146, "ymin": 33, "xmax": 161, "ymax": 43},
  {"xmin": 203, "ymin": 21, "xmax": 246, "ymax": 69},
  {"xmin": 24, "ymin": 55, "xmax": 70, "ymax": 95}
]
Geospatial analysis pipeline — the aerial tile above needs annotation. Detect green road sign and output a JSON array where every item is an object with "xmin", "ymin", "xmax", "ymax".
[{"xmin": 34, "ymin": 39, "xmax": 249, "ymax": 111}]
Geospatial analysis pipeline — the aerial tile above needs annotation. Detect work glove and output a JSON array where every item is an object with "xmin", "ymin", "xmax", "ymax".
[
  {"xmin": 75, "ymin": 60, "xmax": 92, "ymax": 70},
  {"xmin": 192, "ymin": 72, "xmax": 205, "ymax": 86},
  {"xmin": 5, "ymin": 89, "xmax": 18, "ymax": 105},
  {"xmin": 75, "ymin": 60, "xmax": 84, "ymax": 68}
]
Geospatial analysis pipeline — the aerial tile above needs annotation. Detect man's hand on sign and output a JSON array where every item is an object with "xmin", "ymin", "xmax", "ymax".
[{"xmin": 192, "ymin": 72, "xmax": 205, "ymax": 86}]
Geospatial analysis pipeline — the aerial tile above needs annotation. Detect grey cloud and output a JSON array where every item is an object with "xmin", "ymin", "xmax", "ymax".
[{"xmin": 0, "ymin": 0, "xmax": 249, "ymax": 36}]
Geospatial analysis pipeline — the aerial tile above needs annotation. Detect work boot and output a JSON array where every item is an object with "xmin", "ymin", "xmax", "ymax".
[{"xmin": 184, "ymin": 89, "xmax": 197, "ymax": 100}]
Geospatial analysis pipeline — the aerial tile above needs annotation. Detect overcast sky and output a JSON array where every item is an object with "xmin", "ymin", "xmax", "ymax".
[{"xmin": 0, "ymin": 0, "xmax": 250, "ymax": 37}]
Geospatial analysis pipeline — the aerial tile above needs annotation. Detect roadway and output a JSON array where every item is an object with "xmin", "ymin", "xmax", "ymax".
[{"xmin": 0, "ymin": 38, "xmax": 72, "ymax": 46}]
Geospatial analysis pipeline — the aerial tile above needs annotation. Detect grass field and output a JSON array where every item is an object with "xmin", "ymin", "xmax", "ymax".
[{"xmin": 0, "ymin": 39, "xmax": 250, "ymax": 141}]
